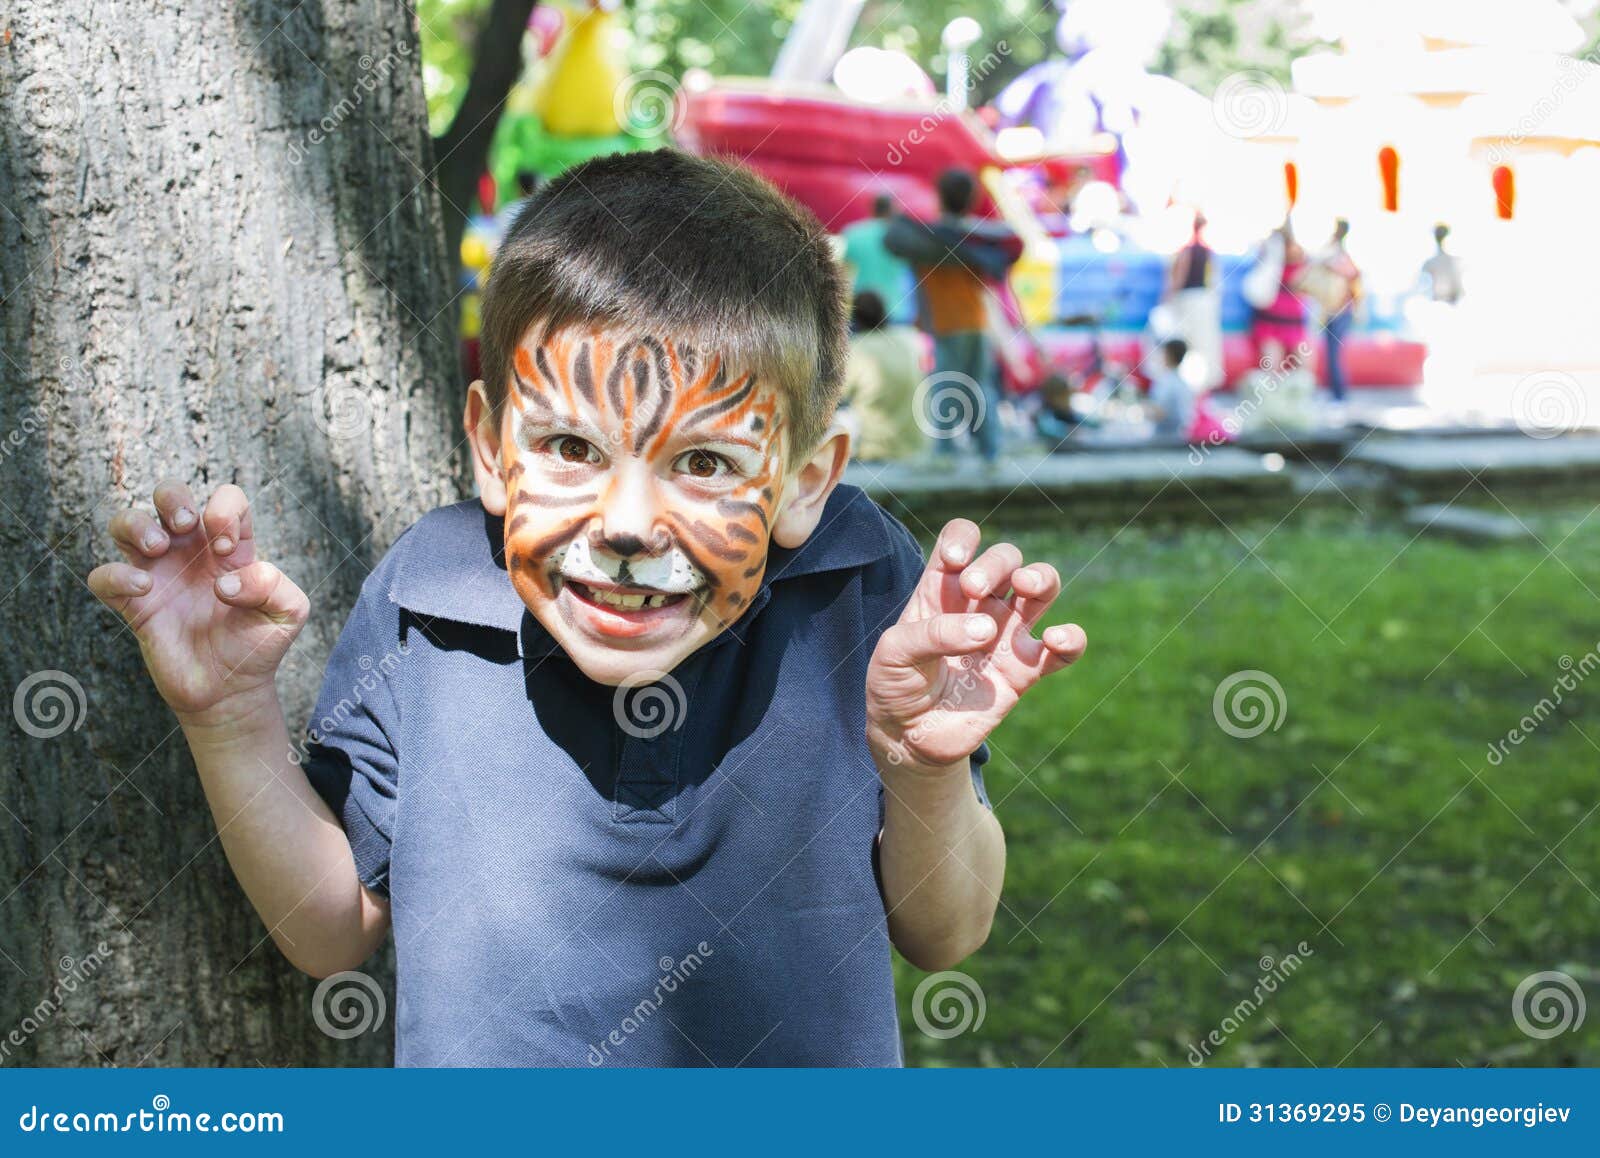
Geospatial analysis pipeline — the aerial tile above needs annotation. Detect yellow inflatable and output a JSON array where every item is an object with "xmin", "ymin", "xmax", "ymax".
[{"xmin": 536, "ymin": 4, "xmax": 627, "ymax": 138}]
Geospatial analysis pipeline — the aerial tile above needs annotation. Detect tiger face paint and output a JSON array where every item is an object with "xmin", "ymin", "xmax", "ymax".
[{"xmin": 497, "ymin": 328, "xmax": 788, "ymax": 685}]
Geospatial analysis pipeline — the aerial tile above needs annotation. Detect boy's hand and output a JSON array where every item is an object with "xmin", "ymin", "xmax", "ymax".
[
  {"xmin": 88, "ymin": 480, "xmax": 309, "ymax": 724},
  {"xmin": 867, "ymin": 519, "xmax": 1086, "ymax": 775}
]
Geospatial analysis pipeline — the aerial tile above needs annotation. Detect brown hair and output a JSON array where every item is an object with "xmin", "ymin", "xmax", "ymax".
[{"xmin": 479, "ymin": 149, "xmax": 848, "ymax": 456}]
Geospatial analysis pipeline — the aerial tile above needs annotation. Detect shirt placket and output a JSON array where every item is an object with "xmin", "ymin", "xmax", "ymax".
[{"xmin": 612, "ymin": 666, "xmax": 699, "ymax": 825}]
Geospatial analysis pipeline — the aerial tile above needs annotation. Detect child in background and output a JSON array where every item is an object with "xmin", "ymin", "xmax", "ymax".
[
  {"xmin": 841, "ymin": 290, "xmax": 926, "ymax": 463},
  {"xmin": 1146, "ymin": 338, "xmax": 1195, "ymax": 440}
]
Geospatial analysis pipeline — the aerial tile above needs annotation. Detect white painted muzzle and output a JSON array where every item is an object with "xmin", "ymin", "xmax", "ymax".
[{"xmin": 556, "ymin": 535, "xmax": 705, "ymax": 594}]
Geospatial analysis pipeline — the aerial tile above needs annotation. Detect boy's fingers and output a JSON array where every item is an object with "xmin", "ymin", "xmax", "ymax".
[
  {"xmin": 151, "ymin": 478, "xmax": 199, "ymax": 534},
  {"xmin": 1010, "ymin": 563, "xmax": 1062, "ymax": 628},
  {"xmin": 879, "ymin": 612, "xmax": 996, "ymax": 668},
  {"xmin": 108, "ymin": 509, "xmax": 169, "ymax": 559},
  {"xmin": 930, "ymin": 519, "xmax": 981, "ymax": 572},
  {"xmin": 214, "ymin": 561, "xmax": 308, "ymax": 624},
  {"xmin": 88, "ymin": 562, "xmax": 153, "ymax": 609},
  {"xmin": 1039, "ymin": 623, "xmax": 1088, "ymax": 672},
  {"xmin": 201, "ymin": 484, "xmax": 251, "ymax": 558},
  {"xmin": 959, "ymin": 542, "xmax": 1024, "ymax": 600}
]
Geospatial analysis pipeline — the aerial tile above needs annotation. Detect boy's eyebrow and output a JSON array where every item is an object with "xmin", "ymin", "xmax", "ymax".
[{"xmin": 514, "ymin": 409, "xmax": 609, "ymax": 445}]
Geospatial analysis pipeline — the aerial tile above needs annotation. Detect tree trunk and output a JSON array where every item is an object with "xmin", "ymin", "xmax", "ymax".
[
  {"xmin": 0, "ymin": 1, "xmax": 464, "ymax": 1065},
  {"xmin": 433, "ymin": 0, "xmax": 537, "ymax": 265}
]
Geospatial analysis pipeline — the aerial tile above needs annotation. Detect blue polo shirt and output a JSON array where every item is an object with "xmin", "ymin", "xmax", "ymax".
[{"xmin": 303, "ymin": 484, "xmax": 989, "ymax": 1067}]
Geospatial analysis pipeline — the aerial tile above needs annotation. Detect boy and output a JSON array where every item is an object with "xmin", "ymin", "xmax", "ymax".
[
  {"xmin": 1146, "ymin": 338, "xmax": 1195, "ymax": 440},
  {"xmin": 88, "ymin": 150, "xmax": 1086, "ymax": 1066}
]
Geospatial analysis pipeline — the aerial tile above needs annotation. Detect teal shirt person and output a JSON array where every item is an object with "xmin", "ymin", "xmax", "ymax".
[{"xmin": 842, "ymin": 208, "xmax": 914, "ymax": 325}]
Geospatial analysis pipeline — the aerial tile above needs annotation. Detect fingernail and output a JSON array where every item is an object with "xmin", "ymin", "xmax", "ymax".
[
  {"xmin": 216, "ymin": 574, "xmax": 240, "ymax": 597},
  {"xmin": 213, "ymin": 535, "xmax": 233, "ymax": 555},
  {"xmin": 141, "ymin": 530, "xmax": 164, "ymax": 551},
  {"xmin": 966, "ymin": 616, "xmax": 994, "ymax": 640},
  {"xmin": 133, "ymin": 572, "xmax": 152, "ymax": 592},
  {"xmin": 172, "ymin": 507, "xmax": 195, "ymax": 529},
  {"xmin": 947, "ymin": 546, "xmax": 969, "ymax": 564}
]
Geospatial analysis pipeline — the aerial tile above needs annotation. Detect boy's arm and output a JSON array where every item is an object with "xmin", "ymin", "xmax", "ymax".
[
  {"xmin": 178, "ymin": 689, "xmax": 390, "ymax": 977},
  {"xmin": 88, "ymin": 480, "xmax": 387, "ymax": 977},
  {"xmin": 867, "ymin": 520, "xmax": 1086, "ymax": 972},
  {"xmin": 878, "ymin": 756, "xmax": 1005, "ymax": 972}
]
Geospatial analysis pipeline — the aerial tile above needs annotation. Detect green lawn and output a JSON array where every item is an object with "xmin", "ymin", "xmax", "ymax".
[{"xmin": 893, "ymin": 502, "xmax": 1600, "ymax": 1067}]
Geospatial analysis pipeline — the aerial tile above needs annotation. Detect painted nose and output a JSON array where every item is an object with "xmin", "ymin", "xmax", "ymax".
[{"xmin": 595, "ymin": 465, "xmax": 668, "ymax": 558}]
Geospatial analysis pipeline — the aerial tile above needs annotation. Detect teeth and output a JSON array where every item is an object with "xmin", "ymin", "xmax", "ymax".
[{"xmin": 583, "ymin": 585, "xmax": 672, "ymax": 611}]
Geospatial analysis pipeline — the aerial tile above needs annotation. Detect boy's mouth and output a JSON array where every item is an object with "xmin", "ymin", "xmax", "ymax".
[{"xmin": 560, "ymin": 578, "xmax": 699, "ymax": 640}]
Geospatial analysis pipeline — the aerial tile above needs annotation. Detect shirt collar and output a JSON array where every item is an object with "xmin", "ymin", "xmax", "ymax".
[{"xmin": 387, "ymin": 484, "xmax": 896, "ymax": 655}]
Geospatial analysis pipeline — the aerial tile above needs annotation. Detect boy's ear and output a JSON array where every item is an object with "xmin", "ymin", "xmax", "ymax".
[
  {"xmin": 464, "ymin": 379, "xmax": 507, "ymax": 517},
  {"xmin": 772, "ymin": 423, "xmax": 852, "ymax": 549}
]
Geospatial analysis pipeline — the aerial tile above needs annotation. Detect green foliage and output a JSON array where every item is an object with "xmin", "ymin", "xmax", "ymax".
[
  {"xmin": 417, "ymin": 0, "xmax": 496, "ymax": 134},
  {"xmin": 894, "ymin": 504, "xmax": 1600, "ymax": 1066}
]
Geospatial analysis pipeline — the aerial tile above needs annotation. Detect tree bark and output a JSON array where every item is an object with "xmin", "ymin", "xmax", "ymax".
[{"xmin": 0, "ymin": 1, "xmax": 465, "ymax": 1065}]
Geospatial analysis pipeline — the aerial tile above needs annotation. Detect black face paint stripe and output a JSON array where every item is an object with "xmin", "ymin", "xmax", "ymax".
[
  {"xmin": 639, "ymin": 336, "xmax": 672, "ymax": 397},
  {"xmin": 512, "ymin": 368, "xmax": 553, "ymax": 411},
  {"xmin": 572, "ymin": 342, "xmax": 596, "ymax": 406},
  {"xmin": 606, "ymin": 352, "xmax": 628, "ymax": 419},
  {"xmin": 631, "ymin": 347, "xmax": 677, "ymax": 453},
  {"xmin": 534, "ymin": 346, "xmax": 561, "ymax": 393},
  {"xmin": 716, "ymin": 498, "xmax": 770, "ymax": 532},
  {"xmin": 688, "ymin": 373, "xmax": 757, "ymax": 425}
]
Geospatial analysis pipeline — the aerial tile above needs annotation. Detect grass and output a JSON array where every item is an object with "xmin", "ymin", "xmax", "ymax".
[{"xmin": 892, "ymin": 502, "xmax": 1600, "ymax": 1067}]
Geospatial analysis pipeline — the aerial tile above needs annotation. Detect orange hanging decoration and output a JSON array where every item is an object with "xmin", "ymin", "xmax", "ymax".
[
  {"xmin": 1284, "ymin": 160, "xmax": 1299, "ymax": 209},
  {"xmin": 1378, "ymin": 146, "xmax": 1399, "ymax": 212},
  {"xmin": 1492, "ymin": 164, "xmax": 1515, "ymax": 220}
]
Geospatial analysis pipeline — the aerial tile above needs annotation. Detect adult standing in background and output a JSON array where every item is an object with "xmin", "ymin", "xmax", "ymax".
[
  {"xmin": 1317, "ymin": 218, "xmax": 1363, "ymax": 406},
  {"xmin": 841, "ymin": 194, "xmax": 915, "ymax": 325},
  {"xmin": 1421, "ymin": 223, "xmax": 1464, "ymax": 305},
  {"xmin": 1245, "ymin": 219, "xmax": 1309, "ymax": 374},
  {"xmin": 1163, "ymin": 210, "xmax": 1223, "ymax": 390},
  {"xmin": 884, "ymin": 168, "xmax": 1021, "ymax": 469}
]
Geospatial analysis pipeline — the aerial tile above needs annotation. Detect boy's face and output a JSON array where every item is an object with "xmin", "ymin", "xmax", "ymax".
[{"xmin": 491, "ymin": 329, "xmax": 791, "ymax": 685}]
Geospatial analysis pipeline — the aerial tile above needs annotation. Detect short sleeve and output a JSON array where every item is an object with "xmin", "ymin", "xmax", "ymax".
[
  {"xmin": 300, "ymin": 577, "xmax": 405, "ymax": 897},
  {"xmin": 879, "ymin": 509, "xmax": 991, "ymax": 810}
]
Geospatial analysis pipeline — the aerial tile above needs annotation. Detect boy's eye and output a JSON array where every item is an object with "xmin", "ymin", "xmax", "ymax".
[
  {"xmin": 550, "ymin": 436, "xmax": 601, "ymax": 465},
  {"xmin": 675, "ymin": 448, "xmax": 730, "ymax": 479}
]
